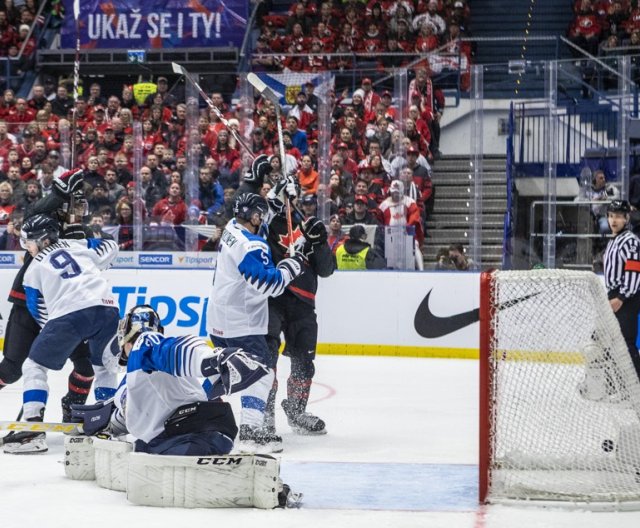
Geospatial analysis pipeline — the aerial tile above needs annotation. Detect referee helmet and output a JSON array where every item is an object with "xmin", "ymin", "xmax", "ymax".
[{"xmin": 607, "ymin": 200, "xmax": 631, "ymax": 214}]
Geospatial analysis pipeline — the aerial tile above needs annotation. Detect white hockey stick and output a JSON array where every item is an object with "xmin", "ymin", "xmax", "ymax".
[
  {"xmin": 171, "ymin": 62, "xmax": 254, "ymax": 157},
  {"xmin": 0, "ymin": 420, "xmax": 84, "ymax": 435},
  {"xmin": 246, "ymin": 73, "xmax": 296, "ymax": 256}
]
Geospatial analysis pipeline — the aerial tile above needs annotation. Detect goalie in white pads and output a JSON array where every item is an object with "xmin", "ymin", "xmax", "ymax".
[
  {"xmin": 79, "ymin": 304, "xmax": 270, "ymax": 456},
  {"xmin": 5, "ymin": 214, "xmax": 120, "ymax": 455}
]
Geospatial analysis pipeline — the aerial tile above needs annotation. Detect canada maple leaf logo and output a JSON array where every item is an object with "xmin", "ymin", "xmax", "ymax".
[{"xmin": 278, "ymin": 226, "xmax": 304, "ymax": 254}]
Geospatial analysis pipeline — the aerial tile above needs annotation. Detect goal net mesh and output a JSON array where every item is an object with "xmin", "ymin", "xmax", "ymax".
[{"xmin": 484, "ymin": 269, "xmax": 640, "ymax": 505}]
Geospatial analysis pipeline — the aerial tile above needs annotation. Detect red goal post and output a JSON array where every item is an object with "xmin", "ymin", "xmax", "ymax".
[{"xmin": 479, "ymin": 269, "xmax": 640, "ymax": 509}]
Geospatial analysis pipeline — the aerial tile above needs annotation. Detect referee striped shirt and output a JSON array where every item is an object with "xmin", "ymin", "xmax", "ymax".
[{"xmin": 603, "ymin": 229, "xmax": 640, "ymax": 299}]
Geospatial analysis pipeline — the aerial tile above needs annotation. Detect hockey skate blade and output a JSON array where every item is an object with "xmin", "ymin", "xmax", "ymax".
[
  {"xmin": 3, "ymin": 438, "xmax": 48, "ymax": 454},
  {"xmin": 290, "ymin": 424, "xmax": 327, "ymax": 436}
]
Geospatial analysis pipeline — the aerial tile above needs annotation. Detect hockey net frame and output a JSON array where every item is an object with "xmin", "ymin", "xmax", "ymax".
[{"xmin": 479, "ymin": 269, "xmax": 640, "ymax": 510}]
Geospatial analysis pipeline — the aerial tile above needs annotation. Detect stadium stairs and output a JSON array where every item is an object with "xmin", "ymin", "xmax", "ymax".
[{"xmin": 424, "ymin": 154, "xmax": 507, "ymax": 269}]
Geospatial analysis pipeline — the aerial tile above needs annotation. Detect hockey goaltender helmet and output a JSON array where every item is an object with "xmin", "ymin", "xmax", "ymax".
[
  {"xmin": 20, "ymin": 214, "xmax": 59, "ymax": 251},
  {"xmin": 233, "ymin": 192, "xmax": 268, "ymax": 222},
  {"xmin": 117, "ymin": 304, "xmax": 164, "ymax": 365}
]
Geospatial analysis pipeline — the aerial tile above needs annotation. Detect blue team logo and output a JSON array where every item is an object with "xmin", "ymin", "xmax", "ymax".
[
  {"xmin": 139, "ymin": 254, "xmax": 173, "ymax": 265},
  {"xmin": 0, "ymin": 254, "xmax": 15, "ymax": 265}
]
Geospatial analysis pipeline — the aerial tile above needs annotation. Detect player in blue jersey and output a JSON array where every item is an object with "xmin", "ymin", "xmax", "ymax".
[
  {"xmin": 4, "ymin": 214, "xmax": 120, "ymax": 454},
  {"xmin": 206, "ymin": 193, "xmax": 305, "ymax": 452}
]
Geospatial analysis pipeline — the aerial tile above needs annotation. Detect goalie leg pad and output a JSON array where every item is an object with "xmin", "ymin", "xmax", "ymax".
[
  {"xmin": 64, "ymin": 435, "xmax": 95, "ymax": 481},
  {"xmin": 94, "ymin": 437, "xmax": 133, "ymax": 492},
  {"xmin": 126, "ymin": 453, "xmax": 281, "ymax": 508}
]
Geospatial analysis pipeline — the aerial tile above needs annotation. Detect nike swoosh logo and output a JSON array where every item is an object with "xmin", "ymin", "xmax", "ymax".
[{"xmin": 414, "ymin": 290, "xmax": 541, "ymax": 339}]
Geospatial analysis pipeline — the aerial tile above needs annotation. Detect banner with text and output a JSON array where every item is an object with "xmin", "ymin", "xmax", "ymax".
[{"xmin": 60, "ymin": 0, "xmax": 248, "ymax": 49}]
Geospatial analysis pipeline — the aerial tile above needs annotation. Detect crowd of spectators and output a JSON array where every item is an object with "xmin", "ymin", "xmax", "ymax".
[
  {"xmin": 252, "ymin": 0, "xmax": 473, "ymax": 77},
  {"xmin": 0, "ymin": 0, "xmax": 40, "ymax": 90}
]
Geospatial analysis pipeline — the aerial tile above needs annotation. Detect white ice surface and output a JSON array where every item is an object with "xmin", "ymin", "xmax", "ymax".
[{"xmin": 1, "ymin": 355, "xmax": 640, "ymax": 527}]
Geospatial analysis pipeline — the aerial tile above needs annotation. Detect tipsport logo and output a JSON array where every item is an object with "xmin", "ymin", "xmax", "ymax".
[{"xmin": 112, "ymin": 286, "xmax": 208, "ymax": 336}]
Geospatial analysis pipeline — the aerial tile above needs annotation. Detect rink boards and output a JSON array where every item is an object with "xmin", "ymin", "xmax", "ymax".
[{"xmin": 0, "ymin": 268, "xmax": 484, "ymax": 359}]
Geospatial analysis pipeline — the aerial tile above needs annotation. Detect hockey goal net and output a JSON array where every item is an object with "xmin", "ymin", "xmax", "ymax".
[{"xmin": 479, "ymin": 269, "xmax": 640, "ymax": 509}]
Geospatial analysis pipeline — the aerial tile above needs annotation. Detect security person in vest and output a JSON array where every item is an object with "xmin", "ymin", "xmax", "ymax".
[{"xmin": 336, "ymin": 225, "xmax": 386, "ymax": 270}]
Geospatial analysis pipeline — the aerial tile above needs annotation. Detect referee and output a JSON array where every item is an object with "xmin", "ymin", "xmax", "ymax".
[{"xmin": 603, "ymin": 199, "xmax": 640, "ymax": 377}]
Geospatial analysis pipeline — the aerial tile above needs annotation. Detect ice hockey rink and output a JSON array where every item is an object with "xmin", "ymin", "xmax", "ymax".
[{"xmin": 2, "ymin": 354, "xmax": 640, "ymax": 528}]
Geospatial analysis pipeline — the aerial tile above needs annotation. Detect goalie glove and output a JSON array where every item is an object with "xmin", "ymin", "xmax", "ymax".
[
  {"xmin": 202, "ymin": 347, "xmax": 269, "ymax": 398},
  {"xmin": 53, "ymin": 168, "xmax": 84, "ymax": 199},
  {"xmin": 300, "ymin": 216, "xmax": 327, "ymax": 245},
  {"xmin": 70, "ymin": 400, "xmax": 115, "ymax": 436}
]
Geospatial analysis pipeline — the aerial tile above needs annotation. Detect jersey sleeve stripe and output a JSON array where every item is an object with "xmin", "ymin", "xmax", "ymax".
[{"xmin": 624, "ymin": 260, "xmax": 640, "ymax": 272}]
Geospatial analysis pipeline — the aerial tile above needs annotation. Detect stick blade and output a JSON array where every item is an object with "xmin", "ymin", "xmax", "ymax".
[{"xmin": 171, "ymin": 62, "xmax": 186, "ymax": 75}]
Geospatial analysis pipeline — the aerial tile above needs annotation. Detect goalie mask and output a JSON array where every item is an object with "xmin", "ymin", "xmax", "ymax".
[{"xmin": 117, "ymin": 304, "xmax": 164, "ymax": 366}]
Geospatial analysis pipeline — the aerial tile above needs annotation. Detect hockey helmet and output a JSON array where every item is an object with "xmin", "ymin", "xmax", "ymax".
[
  {"xmin": 20, "ymin": 214, "xmax": 59, "ymax": 251},
  {"xmin": 117, "ymin": 304, "xmax": 164, "ymax": 365},
  {"xmin": 233, "ymin": 192, "xmax": 268, "ymax": 222},
  {"xmin": 607, "ymin": 199, "xmax": 631, "ymax": 215},
  {"xmin": 245, "ymin": 154, "xmax": 270, "ymax": 184}
]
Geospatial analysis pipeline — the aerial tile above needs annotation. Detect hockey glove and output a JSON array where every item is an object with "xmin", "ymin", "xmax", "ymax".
[
  {"xmin": 267, "ymin": 175, "xmax": 298, "ymax": 214},
  {"xmin": 205, "ymin": 347, "xmax": 269, "ymax": 398},
  {"xmin": 70, "ymin": 400, "xmax": 115, "ymax": 436},
  {"xmin": 300, "ymin": 216, "xmax": 327, "ymax": 245},
  {"xmin": 62, "ymin": 223, "xmax": 86, "ymax": 239},
  {"xmin": 53, "ymin": 168, "xmax": 84, "ymax": 199},
  {"xmin": 277, "ymin": 255, "xmax": 304, "ymax": 282}
]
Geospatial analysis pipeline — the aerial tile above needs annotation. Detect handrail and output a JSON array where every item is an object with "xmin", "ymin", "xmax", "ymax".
[
  {"xmin": 239, "ymin": 0, "xmax": 262, "ymax": 61},
  {"xmin": 559, "ymin": 35, "xmax": 633, "ymax": 86},
  {"xmin": 18, "ymin": 0, "xmax": 49, "ymax": 59}
]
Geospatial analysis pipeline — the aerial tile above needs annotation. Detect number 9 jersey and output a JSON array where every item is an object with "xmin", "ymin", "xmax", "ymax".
[{"xmin": 23, "ymin": 238, "xmax": 119, "ymax": 326}]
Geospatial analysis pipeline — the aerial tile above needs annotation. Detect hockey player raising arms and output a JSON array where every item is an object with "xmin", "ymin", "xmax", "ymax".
[
  {"xmin": 5, "ymin": 214, "xmax": 120, "ymax": 454},
  {"xmin": 207, "ymin": 193, "xmax": 305, "ymax": 452}
]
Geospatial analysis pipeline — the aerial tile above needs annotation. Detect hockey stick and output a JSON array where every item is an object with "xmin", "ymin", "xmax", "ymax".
[
  {"xmin": 171, "ymin": 62, "xmax": 254, "ymax": 157},
  {"xmin": 70, "ymin": 0, "xmax": 81, "ymax": 168},
  {"xmin": 0, "ymin": 420, "xmax": 83, "ymax": 434},
  {"xmin": 246, "ymin": 73, "xmax": 296, "ymax": 256}
]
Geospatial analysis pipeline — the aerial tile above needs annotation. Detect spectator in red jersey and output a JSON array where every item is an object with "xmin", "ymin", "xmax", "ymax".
[
  {"xmin": 360, "ymin": 78, "xmax": 381, "ymax": 115},
  {"xmin": 152, "ymin": 182, "xmax": 187, "ymax": 226},
  {"xmin": 288, "ymin": 91, "xmax": 316, "ymax": 132},
  {"xmin": 569, "ymin": 0, "xmax": 602, "ymax": 56},
  {"xmin": 405, "ymin": 146, "xmax": 434, "ymax": 217}
]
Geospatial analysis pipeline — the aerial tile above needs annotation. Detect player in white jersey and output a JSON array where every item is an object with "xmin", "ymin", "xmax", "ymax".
[
  {"xmin": 206, "ymin": 193, "xmax": 304, "ymax": 451},
  {"xmin": 4, "ymin": 214, "xmax": 120, "ymax": 454},
  {"xmin": 71, "ymin": 304, "xmax": 269, "ymax": 455}
]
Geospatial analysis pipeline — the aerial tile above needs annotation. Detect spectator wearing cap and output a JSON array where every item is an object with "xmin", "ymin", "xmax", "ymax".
[
  {"xmin": 281, "ymin": 129, "xmax": 303, "ymax": 163},
  {"xmin": 297, "ymin": 154, "xmax": 319, "ymax": 195},
  {"xmin": 45, "ymin": 149, "xmax": 66, "ymax": 178},
  {"xmin": 88, "ymin": 180, "xmax": 115, "ymax": 216},
  {"xmin": 15, "ymin": 128, "xmax": 35, "ymax": 160},
  {"xmin": 360, "ymin": 78, "xmax": 381, "ymax": 115},
  {"xmin": 342, "ymin": 193, "xmax": 382, "ymax": 228},
  {"xmin": 300, "ymin": 192, "xmax": 318, "ymax": 218},
  {"xmin": 332, "ymin": 131, "xmax": 361, "ymax": 175},
  {"xmin": 249, "ymin": 127, "xmax": 273, "ymax": 156},
  {"xmin": 87, "ymin": 82, "xmax": 107, "ymax": 108},
  {"xmin": 51, "ymin": 84, "xmax": 73, "ymax": 118},
  {"xmin": 152, "ymin": 181, "xmax": 187, "ymax": 226},
  {"xmin": 88, "ymin": 104, "xmax": 109, "ymax": 134},
  {"xmin": 307, "ymin": 138, "xmax": 319, "ymax": 170},
  {"xmin": 304, "ymin": 82, "xmax": 320, "ymax": 113},
  {"xmin": 97, "ymin": 125, "xmax": 123, "ymax": 154},
  {"xmin": 336, "ymin": 224, "xmax": 385, "ymax": 270},
  {"xmin": 288, "ymin": 91, "xmax": 316, "ymax": 132},
  {"xmin": 356, "ymin": 165, "xmax": 385, "ymax": 206},
  {"xmin": 379, "ymin": 179, "xmax": 424, "ymax": 245},
  {"xmin": 285, "ymin": 115, "xmax": 308, "ymax": 155}
]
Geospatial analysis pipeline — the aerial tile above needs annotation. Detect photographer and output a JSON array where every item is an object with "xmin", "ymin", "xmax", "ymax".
[{"xmin": 447, "ymin": 243, "xmax": 474, "ymax": 271}]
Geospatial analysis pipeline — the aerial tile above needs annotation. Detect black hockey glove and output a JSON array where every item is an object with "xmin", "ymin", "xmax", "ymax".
[
  {"xmin": 203, "ymin": 347, "xmax": 269, "ymax": 398},
  {"xmin": 300, "ymin": 216, "xmax": 327, "ymax": 245},
  {"xmin": 267, "ymin": 175, "xmax": 298, "ymax": 214},
  {"xmin": 53, "ymin": 168, "xmax": 84, "ymax": 199},
  {"xmin": 277, "ymin": 254, "xmax": 305, "ymax": 281},
  {"xmin": 62, "ymin": 223, "xmax": 87, "ymax": 239}
]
